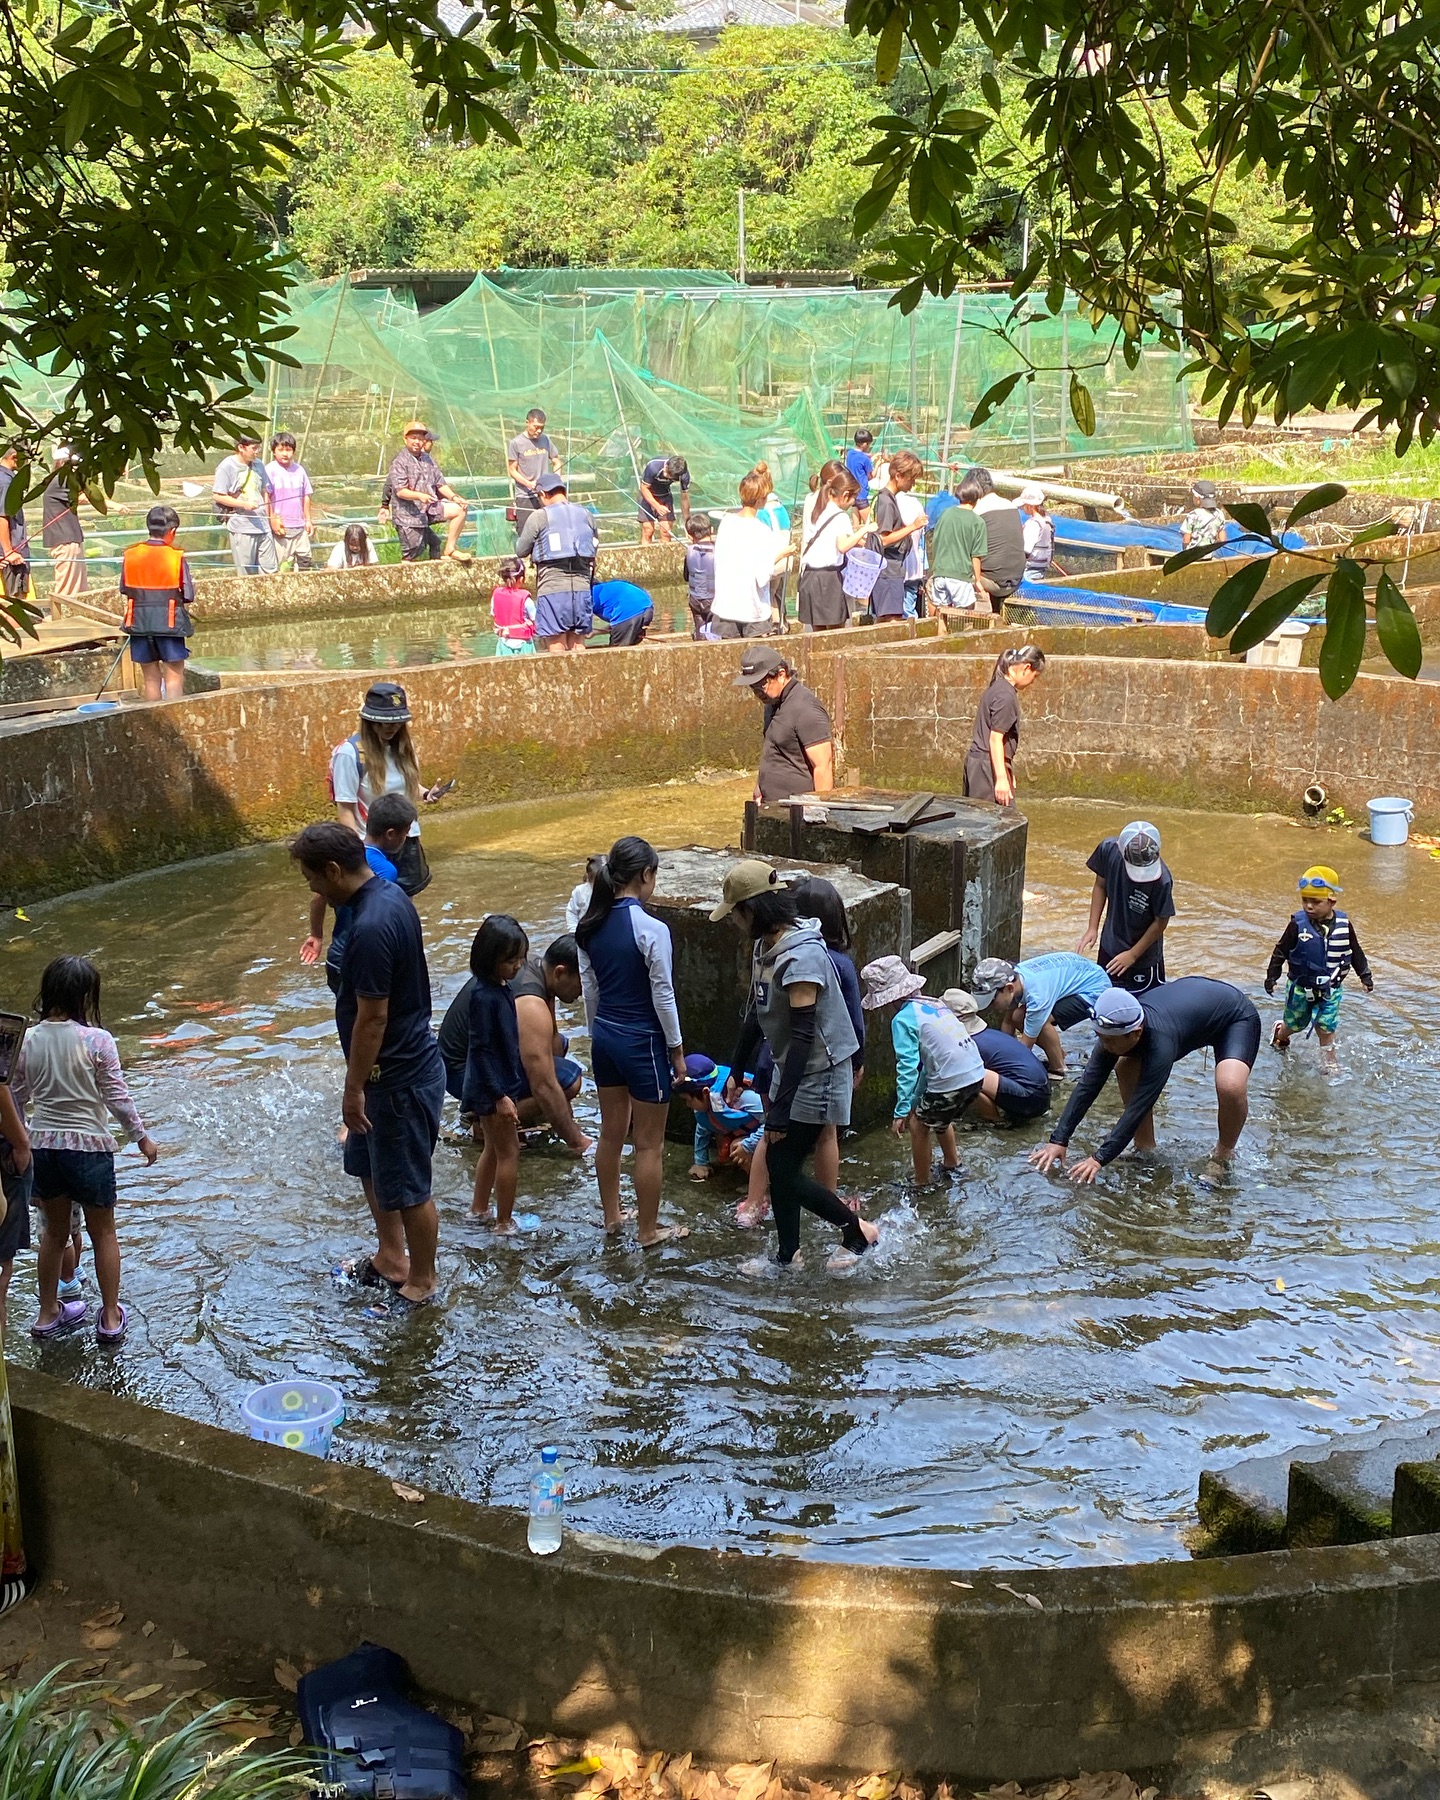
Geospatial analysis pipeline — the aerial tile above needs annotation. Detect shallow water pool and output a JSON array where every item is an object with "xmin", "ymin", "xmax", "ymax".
[{"xmin": 4, "ymin": 783, "xmax": 1439, "ymax": 1570}]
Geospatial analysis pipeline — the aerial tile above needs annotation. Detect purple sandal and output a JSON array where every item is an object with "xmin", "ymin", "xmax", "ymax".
[
  {"xmin": 96, "ymin": 1304, "xmax": 129, "ymax": 1346},
  {"xmin": 30, "ymin": 1300, "xmax": 87, "ymax": 1340}
]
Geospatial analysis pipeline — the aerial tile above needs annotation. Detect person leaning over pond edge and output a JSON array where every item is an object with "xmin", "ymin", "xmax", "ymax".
[
  {"xmin": 735, "ymin": 643, "xmax": 834, "ymax": 806},
  {"xmin": 329, "ymin": 682, "xmax": 444, "ymax": 896}
]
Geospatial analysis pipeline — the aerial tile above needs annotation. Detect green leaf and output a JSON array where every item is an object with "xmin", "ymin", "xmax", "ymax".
[
  {"xmin": 1318, "ymin": 560, "xmax": 1368, "ymax": 700},
  {"xmin": 1068, "ymin": 372, "xmax": 1095, "ymax": 436},
  {"xmin": 1228, "ymin": 574, "xmax": 1326, "ymax": 655},
  {"xmin": 1374, "ymin": 569, "xmax": 1423, "ymax": 679},
  {"xmin": 1284, "ymin": 482, "xmax": 1347, "ymax": 530},
  {"xmin": 980, "ymin": 69, "xmax": 1002, "ymax": 112},
  {"xmin": 969, "ymin": 370, "xmax": 1025, "ymax": 429},
  {"xmin": 875, "ymin": 12, "xmax": 906, "ymax": 85},
  {"xmin": 1346, "ymin": 518, "xmax": 1398, "ymax": 546},
  {"xmin": 1225, "ymin": 501, "xmax": 1277, "ymax": 542},
  {"xmin": 1161, "ymin": 541, "xmax": 1227, "ymax": 577},
  {"xmin": 1205, "ymin": 556, "xmax": 1270, "ymax": 639}
]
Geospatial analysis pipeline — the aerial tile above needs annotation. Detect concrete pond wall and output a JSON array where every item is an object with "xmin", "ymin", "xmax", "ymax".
[{"xmin": 13, "ymin": 1366, "xmax": 1440, "ymax": 1787}]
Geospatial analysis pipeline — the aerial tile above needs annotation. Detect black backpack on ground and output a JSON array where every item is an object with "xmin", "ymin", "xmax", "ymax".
[{"xmin": 296, "ymin": 1642, "xmax": 467, "ymax": 1800}]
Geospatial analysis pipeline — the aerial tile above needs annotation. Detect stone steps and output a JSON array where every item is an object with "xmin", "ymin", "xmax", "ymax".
[{"xmin": 1196, "ymin": 1413, "xmax": 1440, "ymax": 1555}]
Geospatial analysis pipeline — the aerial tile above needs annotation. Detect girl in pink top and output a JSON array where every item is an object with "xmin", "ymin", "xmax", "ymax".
[
  {"xmin": 12, "ymin": 957, "xmax": 157, "ymax": 1345},
  {"xmin": 490, "ymin": 555, "xmax": 537, "ymax": 657}
]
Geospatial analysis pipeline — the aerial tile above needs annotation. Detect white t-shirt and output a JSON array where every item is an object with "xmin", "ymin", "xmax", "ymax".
[
  {"xmin": 712, "ymin": 513, "xmax": 779, "ymax": 623},
  {"xmin": 800, "ymin": 493, "xmax": 852, "ymax": 571},
  {"xmin": 330, "ymin": 738, "xmax": 421, "ymax": 836},
  {"xmin": 327, "ymin": 540, "xmax": 380, "ymax": 569},
  {"xmin": 898, "ymin": 492, "xmax": 928, "ymax": 579}
]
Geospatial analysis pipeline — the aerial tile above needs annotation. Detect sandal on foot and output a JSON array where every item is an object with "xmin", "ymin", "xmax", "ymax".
[
  {"xmin": 30, "ymin": 1300, "xmax": 87, "ymax": 1340},
  {"xmin": 0, "ymin": 1569, "xmax": 37, "ymax": 1620},
  {"xmin": 97, "ymin": 1304, "xmax": 130, "ymax": 1345},
  {"xmin": 341, "ymin": 1255, "xmax": 404, "ymax": 1292}
]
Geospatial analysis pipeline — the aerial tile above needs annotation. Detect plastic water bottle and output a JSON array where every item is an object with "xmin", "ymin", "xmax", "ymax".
[{"xmin": 527, "ymin": 1446, "xmax": 564, "ymax": 1555}]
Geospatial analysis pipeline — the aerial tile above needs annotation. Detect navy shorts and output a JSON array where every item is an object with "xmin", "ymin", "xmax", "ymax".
[
  {"xmin": 32, "ymin": 1147, "xmax": 117, "ymax": 1210},
  {"xmin": 535, "ymin": 587, "xmax": 593, "ymax": 640},
  {"xmin": 0, "ymin": 1161, "xmax": 33, "ymax": 1261},
  {"xmin": 342, "ymin": 1060, "xmax": 446, "ymax": 1211},
  {"xmin": 1049, "ymin": 993, "xmax": 1095, "ymax": 1031},
  {"xmin": 1214, "ymin": 1012, "xmax": 1262, "ymax": 1068},
  {"xmin": 994, "ymin": 1076, "xmax": 1051, "ymax": 1123},
  {"xmin": 591, "ymin": 1019, "xmax": 672, "ymax": 1104},
  {"xmin": 128, "ymin": 635, "xmax": 190, "ymax": 664},
  {"xmin": 518, "ymin": 1054, "xmax": 583, "ymax": 1101}
]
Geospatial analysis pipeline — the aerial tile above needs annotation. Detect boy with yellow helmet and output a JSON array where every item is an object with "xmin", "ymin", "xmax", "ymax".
[{"xmin": 1264, "ymin": 866, "xmax": 1374, "ymax": 1070}]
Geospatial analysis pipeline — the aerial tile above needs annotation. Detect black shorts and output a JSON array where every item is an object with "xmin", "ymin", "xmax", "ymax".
[
  {"xmin": 605, "ymin": 607, "xmax": 652, "ymax": 649},
  {"xmin": 32, "ymin": 1146, "xmax": 117, "ymax": 1210},
  {"xmin": 0, "ymin": 1161, "xmax": 33, "ymax": 1262},
  {"xmin": 915, "ymin": 1081, "xmax": 983, "ymax": 1130},
  {"xmin": 994, "ymin": 1077, "xmax": 1051, "ymax": 1123},
  {"xmin": 1214, "ymin": 1012, "xmax": 1262, "ymax": 1068},
  {"xmin": 342, "ymin": 1060, "xmax": 446, "ymax": 1210},
  {"xmin": 1049, "ymin": 993, "xmax": 1094, "ymax": 1031}
]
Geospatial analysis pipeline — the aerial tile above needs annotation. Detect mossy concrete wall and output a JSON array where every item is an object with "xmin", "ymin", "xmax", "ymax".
[
  {"xmin": 13, "ymin": 1365, "xmax": 1440, "ymax": 1785},
  {"xmin": 836, "ymin": 648, "xmax": 1440, "ymax": 825}
]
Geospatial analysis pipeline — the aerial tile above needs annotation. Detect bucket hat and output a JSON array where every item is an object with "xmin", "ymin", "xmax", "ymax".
[
  {"xmin": 359, "ymin": 681, "xmax": 411, "ymax": 724},
  {"xmin": 941, "ymin": 989, "xmax": 987, "ymax": 1035},
  {"xmin": 860, "ymin": 955, "xmax": 926, "ymax": 1010}
]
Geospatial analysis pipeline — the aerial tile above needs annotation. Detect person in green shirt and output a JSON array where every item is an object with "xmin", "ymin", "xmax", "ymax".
[{"xmin": 928, "ymin": 473, "xmax": 988, "ymax": 611}]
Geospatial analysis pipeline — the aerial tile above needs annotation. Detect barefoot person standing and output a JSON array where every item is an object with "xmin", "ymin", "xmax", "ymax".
[
  {"xmin": 292, "ymin": 823, "xmax": 445, "ymax": 1305},
  {"xmin": 575, "ymin": 837, "xmax": 689, "ymax": 1246},
  {"xmin": 1028, "ymin": 979, "xmax": 1261, "ymax": 1186}
]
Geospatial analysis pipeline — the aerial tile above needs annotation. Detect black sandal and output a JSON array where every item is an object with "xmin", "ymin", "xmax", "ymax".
[{"xmin": 341, "ymin": 1255, "xmax": 403, "ymax": 1292}]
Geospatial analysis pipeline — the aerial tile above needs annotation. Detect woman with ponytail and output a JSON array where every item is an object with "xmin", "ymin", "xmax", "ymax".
[
  {"xmin": 575, "ymin": 837, "xmax": 689, "ymax": 1246},
  {"xmin": 963, "ymin": 645, "xmax": 1046, "ymax": 808}
]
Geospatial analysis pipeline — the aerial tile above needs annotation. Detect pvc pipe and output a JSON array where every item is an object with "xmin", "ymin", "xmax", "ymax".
[{"xmin": 990, "ymin": 471, "xmax": 1127, "ymax": 514}]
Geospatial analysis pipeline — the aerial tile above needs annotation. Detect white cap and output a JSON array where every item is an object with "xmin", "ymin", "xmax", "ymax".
[
  {"xmin": 1018, "ymin": 483, "xmax": 1046, "ymax": 508},
  {"xmin": 1117, "ymin": 821, "xmax": 1163, "ymax": 883}
]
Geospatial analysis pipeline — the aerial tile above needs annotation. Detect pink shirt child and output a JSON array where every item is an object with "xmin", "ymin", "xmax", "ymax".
[{"xmin": 491, "ymin": 583, "xmax": 536, "ymax": 644}]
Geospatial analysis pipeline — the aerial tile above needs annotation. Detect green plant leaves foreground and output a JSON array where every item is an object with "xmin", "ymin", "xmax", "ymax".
[{"xmin": 1162, "ymin": 482, "xmax": 1423, "ymax": 699}]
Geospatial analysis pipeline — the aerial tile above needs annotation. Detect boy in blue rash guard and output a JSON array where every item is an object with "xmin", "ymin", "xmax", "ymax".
[
  {"xmin": 1265, "ymin": 864, "xmax": 1373, "ymax": 1073},
  {"xmin": 862, "ymin": 956, "xmax": 984, "ymax": 1185},
  {"xmin": 942, "ymin": 989, "xmax": 1051, "ymax": 1124},
  {"xmin": 970, "ymin": 952, "xmax": 1111, "ymax": 1075}
]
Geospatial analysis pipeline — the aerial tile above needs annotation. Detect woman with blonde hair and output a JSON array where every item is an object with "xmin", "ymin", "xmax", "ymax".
[
  {"xmin": 329, "ymin": 680, "xmax": 437, "ymax": 893},
  {"xmin": 711, "ymin": 463, "xmax": 792, "ymax": 640}
]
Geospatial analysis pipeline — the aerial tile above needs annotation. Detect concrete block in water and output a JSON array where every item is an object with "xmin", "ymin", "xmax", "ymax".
[
  {"xmin": 1392, "ymin": 1460, "xmax": 1440, "ymax": 1537},
  {"xmin": 1288, "ymin": 1426, "xmax": 1440, "ymax": 1547},
  {"xmin": 744, "ymin": 789, "xmax": 1025, "ymax": 986},
  {"xmin": 650, "ymin": 847, "xmax": 910, "ymax": 1133}
]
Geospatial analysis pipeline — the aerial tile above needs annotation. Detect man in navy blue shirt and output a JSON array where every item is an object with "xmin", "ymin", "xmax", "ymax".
[{"xmin": 292, "ymin": 822, "xmax": 445, "ymax": 1305}]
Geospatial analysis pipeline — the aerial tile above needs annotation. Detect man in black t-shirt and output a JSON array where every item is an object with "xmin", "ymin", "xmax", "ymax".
[
  {"xmin": 638, "ymin": 455, "xmax": 690, "ymax": 543},
  {"xmin": 41, "ymin": 448, "xmax": 87, "ymax": 610},
  {"xmin": 292, "ymin": 822, "xmax": 445, "ymax": 1305},
  {"xmin": 735, "ymin": 643, "xmax": 834, "ymax": 804},
  {"xmin": 1077, "ymin": 820, "xmax": 1176, "ymax": 992}
]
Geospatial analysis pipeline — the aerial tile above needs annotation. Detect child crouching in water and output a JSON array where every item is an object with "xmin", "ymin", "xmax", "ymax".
[
  {"xmin": 13, "ymin": 957, "xmax": 158, "ymax": 1344},
  {"xmin": 463, "ymin": 915, "xmax": 530, "ymax": 1230},
  {"xmin": 1266, "ymin": 865, "xmax": 1373, "ymax": 1072},
  {"xmin": 679, "ymin": 1055, "xmax": 765, "ymax": 1180},
  {"xmin": 861, "ymin": 956, "xmax": 984, "ymax": 1183}
]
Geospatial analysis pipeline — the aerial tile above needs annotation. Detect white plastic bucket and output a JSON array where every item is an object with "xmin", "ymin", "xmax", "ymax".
[
  {"xmin": 1244, "ymin": 620, "xmax": 1310, "ymax": 667},
  {"xmin": 841, "ymin": 546, "xmax": 883, "ymax": 601},
  {"xmin": 1368, "ymin": 797, "xmax": 1414, "ymax": 846},
  {"xmin": 242, "ymin": 1379, "xmax": 344, "ymax": 1457}
]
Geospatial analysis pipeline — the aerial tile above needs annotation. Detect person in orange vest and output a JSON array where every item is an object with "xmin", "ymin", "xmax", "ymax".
[{"xmin": 119, "ymin": 504, "xmax": 195, "ymax": 702}]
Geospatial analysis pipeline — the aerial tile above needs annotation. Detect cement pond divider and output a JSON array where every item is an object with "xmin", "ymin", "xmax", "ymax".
[{"xmin": 11, "ymin": 1365, "xmax": 1440, "ymax": 1783}]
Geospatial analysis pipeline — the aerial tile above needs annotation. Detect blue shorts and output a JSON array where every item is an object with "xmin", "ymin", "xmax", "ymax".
[
  {"xmin": 0, "ymin": 1161, "xmax": 33, "ymax": 1262},
  {"xmin": 535, "ymin": 587, "xmax": 593, "ymax": 640},
  {"xmin": 994, "ymin": 1076, "xmax": 1051, "ymax": 1122},
  {"xmin": 128, "ymin": 635, "xmax": 190, "ymax": 664},
  {"xmin": 518, "ymin": 1054, "xmax": 583, "ymax": 1101},
  {"xmin": 342, "ymin": 1059, "xmax": 446, "ymax": 1211},
  {"xmin": 31, "ymin": 1146, "xmax": 117, "ymax": 1210},
  {"xmin": 591, "ymin": 1019, "xmax": 672, "ymax": 1105}
]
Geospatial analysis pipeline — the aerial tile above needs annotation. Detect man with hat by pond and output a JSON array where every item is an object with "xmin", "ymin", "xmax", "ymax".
[
  {"xmin": 386, "ymin": 421, "xmax": 471, "ymax": 563},
  {"xmin": 514, "ymin": 471, "xmax": 599, "ymax": 654},
  {"xmin": 735, "ymin": 644, "xmax": 834, "ymax": 806},
  {"xmin": 1029, "ymin": 977, "xmax": 1261, "ymax": 1186},
  {"xmin": 1179, "ymin": 479, "xmax": 1227, "ymax": 551}
]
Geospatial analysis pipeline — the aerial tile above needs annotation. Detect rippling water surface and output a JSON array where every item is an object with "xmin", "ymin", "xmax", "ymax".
[{"xmin": 5, "ymin": 783, "xmax": 1440, "ymax": 1569}]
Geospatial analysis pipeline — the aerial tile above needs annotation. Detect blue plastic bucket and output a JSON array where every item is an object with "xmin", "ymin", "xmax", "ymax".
[
  {"xmin": 241, "ymin": 1380, "xmax": 344, "ymax": 1457},
  {"xmin": 1368, "ymin": 797, "xmax": 1414, "ymax": 846}
]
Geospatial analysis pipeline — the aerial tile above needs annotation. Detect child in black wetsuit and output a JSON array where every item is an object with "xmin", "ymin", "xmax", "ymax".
[
  {"xmin": 462, "ymin": 914, "xmax": 529, "ymax": 1230},
  {"xmin": 1265, "ymin": 865, "xmax": 1373, "ymax": 1072}
]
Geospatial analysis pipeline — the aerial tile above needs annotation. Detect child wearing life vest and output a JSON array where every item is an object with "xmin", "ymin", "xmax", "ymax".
[
  {"xmin": 490, "ymin": 555, "xmax": 536, "ymax": 656},
  {"xmin": 119, "ymin": 504, "xmax": 195, "ymax": 702},
  {"xmin": 861, "ymin": 955, "xmax": 984, "ymax": 1184},
  {"xmin": 1265, "ymin": 865, "xmax": 1373, "ymax": 1069}
]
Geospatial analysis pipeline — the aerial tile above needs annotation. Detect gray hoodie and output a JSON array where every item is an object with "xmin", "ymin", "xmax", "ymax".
[{"xmin": 752, "ymin": 918, "xmax": 860, "ymax": 1124}]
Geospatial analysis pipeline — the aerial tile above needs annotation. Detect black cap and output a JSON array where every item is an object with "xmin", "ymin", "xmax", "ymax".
[
  {"xmin": 733, "ymin": 644, "xmax": 787, "ymax": 687},
  {"xmin": 359, "ymin": 681, "xmax": 411, "ymax": 723}
]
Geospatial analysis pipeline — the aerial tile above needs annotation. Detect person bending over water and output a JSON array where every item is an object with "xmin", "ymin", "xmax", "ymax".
[
  {"xmin": 575, "ymin": 837, "xmax": 689, "ymax": 1246},
  {"xmin": 292, "ymin": 823, "xmax": 445, "ymax": 1304},
  {"xmin": 714, "ymin": 861, "xmax": 878, "ymax": 1270},
  {"xmin": 1029, "ymin": 978, "xmax": 1261, "ymax": 1186}
]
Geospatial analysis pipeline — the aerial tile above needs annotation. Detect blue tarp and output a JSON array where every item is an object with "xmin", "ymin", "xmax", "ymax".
[
  {"xmin": 1012, "ymin": 579, "xmax": 1210, "ymax": 628},
  {"xmin": 1052, "ymin": 516, "xmax": 1305, "ymax": 558}
]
